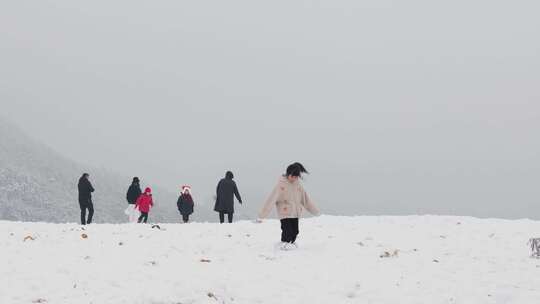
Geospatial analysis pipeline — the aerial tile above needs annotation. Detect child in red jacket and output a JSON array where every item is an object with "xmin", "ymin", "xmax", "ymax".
[{"xmin": 135, "ymin": 187, "xmax": 154, "ymax": 223}]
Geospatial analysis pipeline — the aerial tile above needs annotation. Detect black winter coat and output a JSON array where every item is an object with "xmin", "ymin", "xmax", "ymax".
[
  {"xmin": 78, "ymin": 176, "xmax": 95, "ymax": 204},
  {"xmin": 126, "ymin": 183, "xmax": 142, "ymax": 204},
  {"xmin": 177, "ymin": 194, "xmax": 194, "ymax": 216},
  {"xmin": 214, "ymin": 178, "xmax": 242, "ymax": 213}
]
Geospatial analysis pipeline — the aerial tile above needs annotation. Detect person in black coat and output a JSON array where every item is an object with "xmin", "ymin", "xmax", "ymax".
[
  {"xmin": 78, "ymin": 173, "xmax": 95, "ymax": 225},
  {"xmin": 126, "ymin": 177, "xmax": 142, "ymax": 204},
  {"xmin": 177, "ymin": 186, "xmax": 194, "ymax": 223},
  {"xmin": 214, "ymin": 171, "xmax": 242, "ymax": 223},
  {"xmin": 125, "ymin": 177, "xmax": 142, "ymax": 222}
]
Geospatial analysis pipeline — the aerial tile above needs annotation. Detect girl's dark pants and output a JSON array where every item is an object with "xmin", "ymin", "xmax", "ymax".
[
  {"xmin": 219, "ymin": 212, "xmax": 233, "ymax": 223},
  {"xmin": 182, "ymin": 214, "xmax": 190, "ymax": 223},
  {"xmin": 138, "ymin": 212, "xmax": 149, "ymax": 223},
  {"xmin": 280, "ymin": 218, "xmax": 299, "ymax": 243}
]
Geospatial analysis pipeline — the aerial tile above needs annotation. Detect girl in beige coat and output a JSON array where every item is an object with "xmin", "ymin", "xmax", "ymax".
[{"xmin": 258, "ymin": 162, "xmax": 319, "ymax": 250}]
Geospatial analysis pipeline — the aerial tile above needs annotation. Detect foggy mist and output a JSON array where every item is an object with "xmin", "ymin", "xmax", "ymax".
[{"xmin": 2, "ymin": 0, "xmax": 539, "ymax": 219}]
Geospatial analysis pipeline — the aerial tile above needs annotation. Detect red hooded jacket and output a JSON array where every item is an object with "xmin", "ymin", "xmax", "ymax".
[{"xmin": 135, "ymin": 188, "xmax": 154, "ymax": 213}]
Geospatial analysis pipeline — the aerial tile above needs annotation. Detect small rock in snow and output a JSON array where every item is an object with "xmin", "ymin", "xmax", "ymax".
[
  {"xmin": 380, "ymin": 250, "xmax": 399, "ymax": 258},
  {"xmin": 23, "ymin": 235, "xmax": 35, "ymax": 242}
]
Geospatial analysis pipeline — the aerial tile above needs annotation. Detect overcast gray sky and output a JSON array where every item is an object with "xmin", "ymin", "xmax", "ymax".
[{"xmin": 1, "ymin": 0, "xmax": 539, "ymax": 219}]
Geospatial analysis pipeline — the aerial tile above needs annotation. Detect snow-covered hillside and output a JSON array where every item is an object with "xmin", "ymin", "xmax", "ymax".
[
  {"xmin": 2, "ymin": 216, "xmax": 540, "ymax": 304},
  {"xmin": 0, "ymin": 118, "xmax": 217, "ymax": 223}
]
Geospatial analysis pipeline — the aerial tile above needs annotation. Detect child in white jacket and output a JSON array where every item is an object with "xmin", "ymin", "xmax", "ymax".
[{"xmin": 258, "ymin": 162, "xmax": 319, "ymax": 250}]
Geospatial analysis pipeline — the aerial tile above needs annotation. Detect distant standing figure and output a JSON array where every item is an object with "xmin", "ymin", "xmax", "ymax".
[
  {"xmin": 125, "ymin": 177, "xmax": 142, "ymax": 223},
  {"xmin": 258, "ymin": 163, "xmax": 319, "ymax": 250},
  {"xmin": 177, "ymin": 185, "xmax": 194, "ymax": 223},
  {"xmin": 214, "ymin": 171, "xmax": 243, "ymax": 223},
  {"xmin": 135, "ymin": 187, "xmax": 154, "ymax": 223},
  {"xmin": 78, "ymin": 173, "xmax": 95, "ymax": 225}
]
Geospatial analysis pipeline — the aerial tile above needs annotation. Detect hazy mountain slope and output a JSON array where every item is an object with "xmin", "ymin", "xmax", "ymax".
[{"xmin": 0, "ymin": 118, "xmax": 217, "ymax": 223}]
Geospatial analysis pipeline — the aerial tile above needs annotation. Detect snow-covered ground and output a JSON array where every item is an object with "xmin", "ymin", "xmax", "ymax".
[{"xmin": 2, "ymin": 215, "xmax": 540, "ymax": 304}]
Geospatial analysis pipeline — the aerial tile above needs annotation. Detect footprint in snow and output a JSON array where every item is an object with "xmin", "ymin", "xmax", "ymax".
[{"xmin": 258, "ymin": 254, "xmax": 276, "ymax": 261}]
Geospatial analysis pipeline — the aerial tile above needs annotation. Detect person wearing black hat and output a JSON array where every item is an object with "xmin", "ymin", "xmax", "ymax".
[
  {"xmin": 78, "ymin": 173, "xmax": 95, "ymax": 225},
  {"xmin": 214, "ymin": 171, "xmax": 243, "ymax": 223},
  {"xmin": 125, "ymin": 177, "xmax": 142, "ymax": 222}
]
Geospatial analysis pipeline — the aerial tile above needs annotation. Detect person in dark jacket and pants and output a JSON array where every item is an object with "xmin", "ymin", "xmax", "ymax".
[
  {"xmin": 214, "ymin": 171, "xmax": 243, "ymax": 223},
  {"xmin": 177, "ymin": 185, "xmax": 194, "ymax": 223},
  {"xmin": 78, "ymin": 173, "xmax": 95, "ymax": 225},
  {"xmin": 125, "ymin": 177, "xmax": 142, "ymax": 222}
]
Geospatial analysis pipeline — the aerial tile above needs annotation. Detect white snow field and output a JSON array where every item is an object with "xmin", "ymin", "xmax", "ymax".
[{"xmin": 2, "ymin": 215, "xmax": 540, "ymax": 304}]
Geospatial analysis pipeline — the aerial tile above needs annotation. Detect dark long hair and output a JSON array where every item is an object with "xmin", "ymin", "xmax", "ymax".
[{"xmin": 286, "ymin": 162, "xmax": 308, "ymax": 178}]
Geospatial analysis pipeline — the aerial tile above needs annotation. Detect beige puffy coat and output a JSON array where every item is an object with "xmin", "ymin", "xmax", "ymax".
[{"xmin": 258, "ymin": 176, "xmax": 319, "ymax": 219}]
